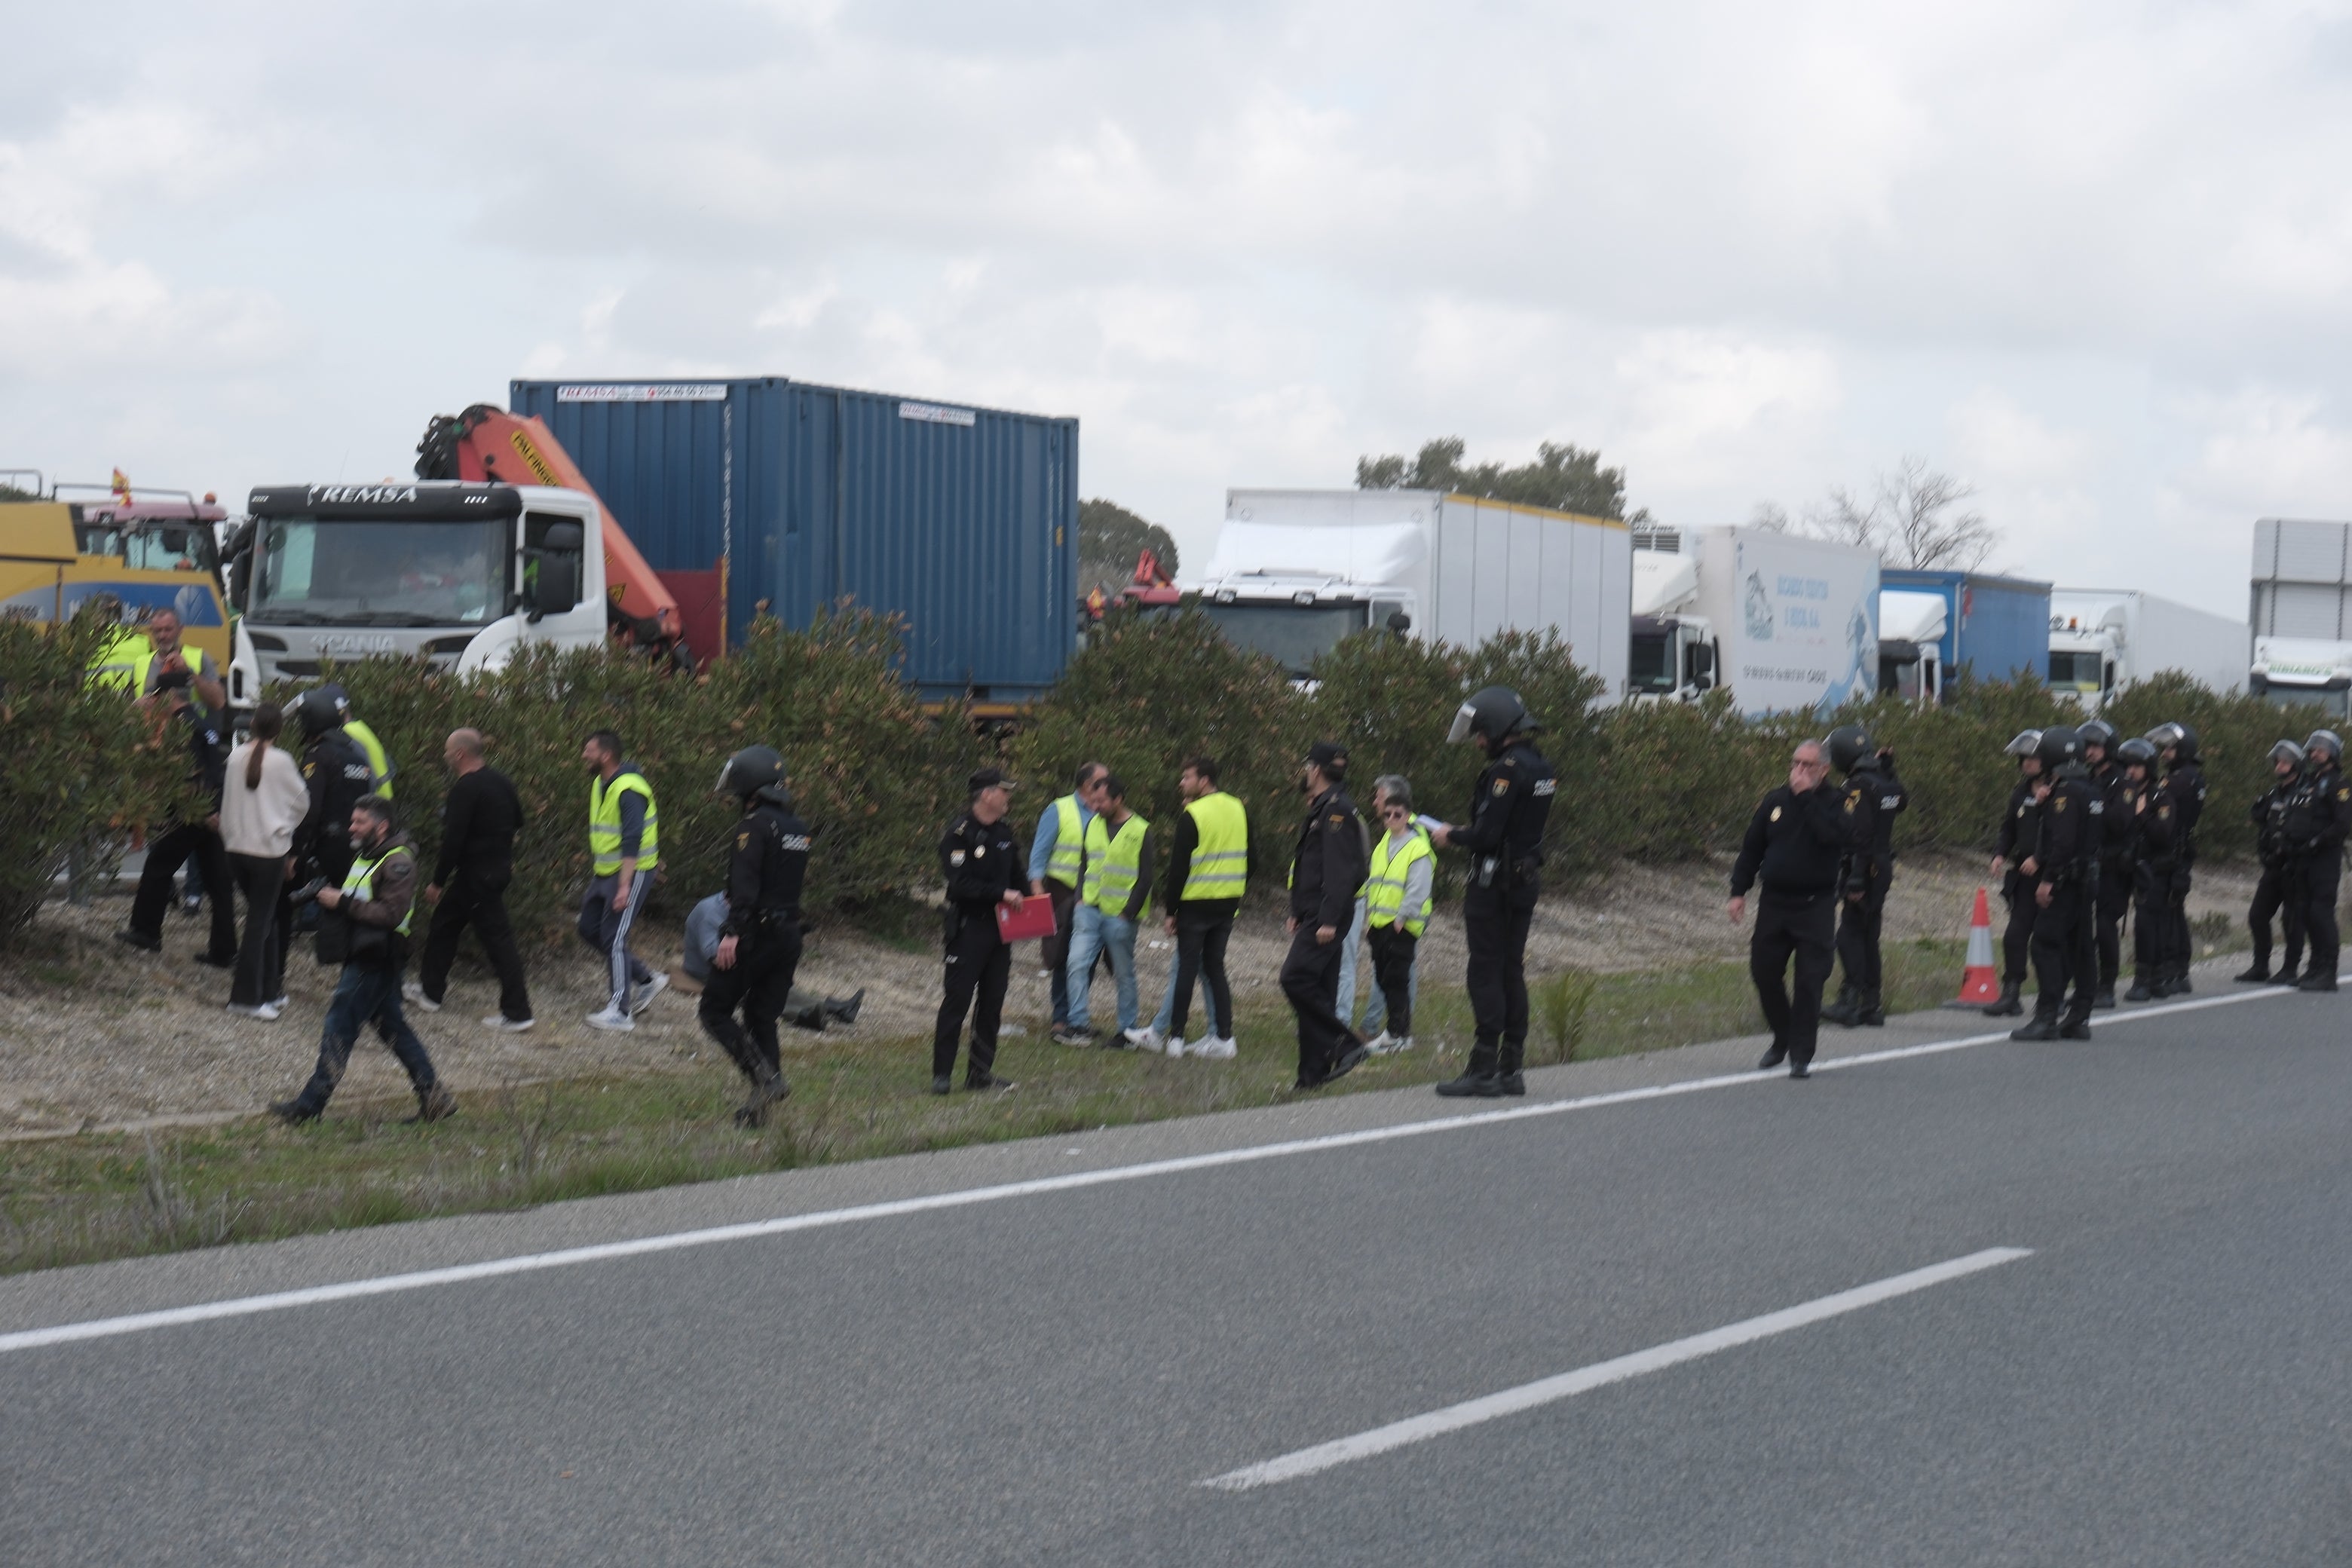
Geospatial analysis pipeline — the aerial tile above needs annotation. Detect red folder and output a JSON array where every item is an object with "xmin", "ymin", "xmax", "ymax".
[{"xmin": 995, "ymin": 897, "xmax": 1058, "ymax": 943}]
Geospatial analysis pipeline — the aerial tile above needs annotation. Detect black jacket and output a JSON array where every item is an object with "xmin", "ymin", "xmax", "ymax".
[
  {"xmin": 723, "ymin": 799, "xmax": 812, "ymax": 936},
  {"xmin": 939, "ymin": 808, "xmax": 1022, "ymax": 942},
  {"xmin": 2285, "ymin": 764, "xmax": 2351, "ymax": 858},
  {"xmin": 2093, "ymin": 762, "xmax": 2138, "ymax": 869},
  {"xmin": 2161, "ymin": 760, "xmax": 2207, "ymax": 865},
  {"xmin": 1996, "ymin": 776, "xmax": 2040, "ymax": 865},
  {"xmin": 1731, "ymin": 782, "xmax": 1845, "ymax": 901},
  {"xmin": 2253, "ymin": 779, "xmax": 2297, "ymax": 867},
  {"xmin": 298, "ymin": 730, "xmax": 375, "ymax": 874},
  {"xmin": 2032, "ymin": 767, "xmax": 2099, "ymax": 888},
  {"xmin": 433, "ymin": 765, "xmax": 523, "ymax": 887},
  {"xmin": 1289, "ymin": 786, "xmax": 1366, "ymax": 929},
  {"xmin": 1454, "ymin": 740, "xmax": 1556, "ymax": 911},
  {"xmin": 1837, "ymin": 758, "xmax": 1907, "ymax": 888}
]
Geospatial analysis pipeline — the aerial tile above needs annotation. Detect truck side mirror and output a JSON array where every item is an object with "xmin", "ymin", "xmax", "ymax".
[
  {"xmin": 1686, "ymin": 643, "xmax": 1714, "ymax": 690},
  {"xmin": 1386, "ymin": 610, "xmax": 1412, "ymax": 635}
]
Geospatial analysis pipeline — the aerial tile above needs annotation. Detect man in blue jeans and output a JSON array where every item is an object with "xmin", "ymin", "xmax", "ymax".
[
  {"xmin": 1064, "ymin": 776, "xmax": 1155, "ymax": 1044},
  {"xmin": 270, "ymin": 798, "xmax": 455, "ymax": 1125},
  {"xmin": 1033, "ymin": 761, "xmax": 1109, "ymax": 1044}
]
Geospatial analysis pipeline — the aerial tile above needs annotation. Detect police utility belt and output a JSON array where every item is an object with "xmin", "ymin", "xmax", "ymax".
[{"xmin": 1472, "ymin": 851, "xmax": 1541, "ymax": 890}]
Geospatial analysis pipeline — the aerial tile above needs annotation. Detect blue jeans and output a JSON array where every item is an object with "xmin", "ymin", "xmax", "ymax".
[
  {"xmin": 294, "ymin": 959, "xmax": 439, "ymax": 1113},
  {"xmin": 1064, "ymin": 904, "xmax": 1138, "ymax": 1032}
]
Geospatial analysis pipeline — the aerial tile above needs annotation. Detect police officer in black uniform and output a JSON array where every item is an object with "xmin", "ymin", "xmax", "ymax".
[
  {"xmin": 2079, "ymin": 718, "xmax": 2133, "ymax": 1009},
  {"xmin": 2238, "ymin": 740, "xmax": 2308, "ymax": 986},
  {"xmin": 283, "ymin": 688, "xmax": 377, "ymax": 986},
  {"xmin": 1730, "ymin": 738, "xmax": 1845, "ymax": 1078},
  {"xmin": 1821, "ymin": 724, "xmax": 1907, "ymax": 1028},
  {"xmin": 700, "ymin": 746, "xmax": 813, "ymax": 1128},
  {"xmin": 1432, "ymin": 687, "xmax": 1556, "ymax": 1098},
  {"xmin": 1985, "ymin": 730, "xmax": 2043, "ymax": 1018},
  {"xmin": 2116, "ymin": 737, "xmax": 2167, "ymax": 999},
  {"xmin": 933, "ymin": 767, "xmax": 1024, "ymax": 1095},
  {"xmin": 2286, "ymin": 728, "xmax": 2347, "ymax": 991},
  {"xmin": 2143, "ymin": 721, "xmax": 2207, "ymax": 996},
  {"xmin": 2012, "ymin": 726, "xmax": 2099, "ymax": 1040},
  {"xmin": 1282, "ymin": 740, "xmax": 1372, "ymax": 1090}
]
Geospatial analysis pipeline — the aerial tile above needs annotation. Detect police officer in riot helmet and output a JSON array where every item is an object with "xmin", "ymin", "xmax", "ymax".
[
  {"xmin": 1429, "ymin": 687, "xmax": 1557, "ymax": 1098},
  {"xmin": 2285, "ymin": 729, "xmax": 2347, "ymax": 991},
  {"xmin": 1821, "ymin": 724, "xmax": 1908, "ymax": 1028},
  {"xmin": 2012, "ymin": 725, "xmax": 2100, "ymax": 1040},
  {"xmin": 1984, "ymin": 730, "xmax": 2044, "ymax": 1017},
  {"xmin": 2240, "ymin": 740, "xmax": 2308, "ymax": 987},
  {"xmin": 2116, "ymin": 737, "xmax": 2168, "ymax": 999},
  {"xmin": 2141, "ymin": 722, "xmax": 2207, "ymax": 996},
  {"xmin": 700, "ymin": 746, "xmax": 813, "ymax": 1127},
  {"xmin": 280, "ymin": 688, "xmax": 378, "ymax": 983},
  {"xmin": 2077, "ymin": 718, "xmax": 2133, "ymax": 1009}
]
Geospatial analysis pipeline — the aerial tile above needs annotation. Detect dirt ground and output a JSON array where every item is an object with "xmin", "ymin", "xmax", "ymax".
[{"xmin": 0, "ymin": 851, "xmax": 2271, "ymax": 1135}]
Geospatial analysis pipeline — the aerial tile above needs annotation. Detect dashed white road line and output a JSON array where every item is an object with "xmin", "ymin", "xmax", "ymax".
[
  {"xmin": 1202, "ymin": 1247, "xmax": 2035, "ymax": 1490},
  {"xmin": 0, "ymin": 978, "xmax": 2326, "ymax": 1358}
]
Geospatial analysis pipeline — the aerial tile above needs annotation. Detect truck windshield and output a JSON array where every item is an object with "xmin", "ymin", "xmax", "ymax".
[
  {"xmin": 250, "ymin": 516, "xmax": 508, "ymax": 626},
  {"xmin": 1197, "ymin": 602, "xmax": 1368, "ymax": 677},
  {"xmin": 75, "ymin": 522, "xmax": 218, "ymax": 576},
  {"xmin": 1628, "ymin": 632, "xmax": 1675, "ymax": 694},
  {"xmin": 2047, "ymin": 651, "xmax": 2100, "ymax": 690}
]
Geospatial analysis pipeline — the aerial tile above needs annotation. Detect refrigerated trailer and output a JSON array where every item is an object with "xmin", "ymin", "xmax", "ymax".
[
  {"xmin": 2047, "ymin": 588, "xmax": 2246, "ymax": 711},
  {"xmin": 1632, "ymin": 525, "xmax": 1879, "ymax": 717},
  {"xmin": 2249, "ymin": 518, "xmax": 2352, "ymax": 719}
]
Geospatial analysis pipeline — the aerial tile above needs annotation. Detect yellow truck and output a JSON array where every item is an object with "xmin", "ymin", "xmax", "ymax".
[{"xmin": 0, "ymin": 480, "xmax": 236, "ymax": 682}]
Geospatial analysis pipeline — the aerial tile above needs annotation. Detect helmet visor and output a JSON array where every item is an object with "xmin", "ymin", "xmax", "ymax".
[{"xmin": 1447, "ymin": 702, "xmax": 1477, "ymax": 745}]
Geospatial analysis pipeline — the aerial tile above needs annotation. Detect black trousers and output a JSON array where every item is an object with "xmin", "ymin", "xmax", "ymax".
[
  {"xmin": 130, "ymin": 822, "xmax": 236, "ymax": 959},
  {"xmin": 1367, "ymin": 923, "xmax": 1418, "ymax": 1037},
  {"xmin": 933, "ymin": 916, "xmax": 1011, "ymax": 1080},
  {"xmin": 1041, "ymin": 880, "xmax": 1080, "ymax": 1024},
  {"xmin": 700, "ymin": 924, "xmax": 802, "ymax": 1083},
  {"xmin": 277, "ymin": 842, "xmax": 353, "ymax": 993},
  {"xmin": 2132, "ymin": 863, "xmax": 2170, "ymax": 982},
  {"xmin": 1279, "ymin": 923, "xmax": 1358, "ymax": 1083},
  {"xmin": 2028, "ymin": 881, "xmax": 2097, "ymax": 1023},
  {"xmin": 417, "ymin": 869, "xmax": 534, "ymax": 1022},
  {"xmin": 2158, "ymin": 865, "xmax": 2194, "ymax": 980},
  {"xmin": 2301, "ymin": 852, "xmax": 2343, "ymax": 978},
  {"xmin": 1168, "ymin": 902, "xmax": 1237, "ymax": 1041},
  {"xmin": 1999, "ymin": 872, "xmax": 2034, "ymax": 984},
  {"xmin": 2094, "ymin": 859, "xmax": 2133, "ymax": 989},
  {"xmin": 1751, "ymin": 893, "xmax": 1836, "ymax": 1068},
  {"xmin": 1833, "ymin": 863, "xmax": 1891, "ymax": 994},
  {"xmin": 1465, "ymin": 896, "xmax": 1536, "ymax": 1068},
  {"xmin": 2249, "ymin": 862, "xmax": 2307, "ymax": 976},
  {"xmin": 226, "ymin": 852, "xmax": 286, "ymax": 1006}
]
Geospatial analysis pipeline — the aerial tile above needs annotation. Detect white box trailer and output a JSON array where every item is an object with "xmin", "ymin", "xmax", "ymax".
[
  {"xmin": 1631, "ymin": 525, "xmax": 1879, "ymax": 717},
  {"xmin": 2250, "ymin": 519, "xmax": 2352, "ymax": 718},
  {"xmin": 1194, "ymin": 488, "xmax": 1632, "ymax": 691},
  {"xmin": 2047, "ymin": 588, "xmax": 2247, "ymax": 711}
]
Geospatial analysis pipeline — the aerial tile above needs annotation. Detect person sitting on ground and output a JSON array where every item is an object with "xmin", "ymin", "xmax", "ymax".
[{"xmin": 680, "ymin": 891, "xmax": 865, "ymax": 1031}]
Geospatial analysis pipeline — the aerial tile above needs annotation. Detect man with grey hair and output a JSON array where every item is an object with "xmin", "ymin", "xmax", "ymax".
[{"xmin": 1729, "ymin": 739, "xmax": 1846, "ymax": 1079}]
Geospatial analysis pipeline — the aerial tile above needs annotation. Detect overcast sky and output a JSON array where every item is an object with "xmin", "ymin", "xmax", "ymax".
[{"xmin": 8, "ymin": 0, "xmax": 2352, "ymax": 620}]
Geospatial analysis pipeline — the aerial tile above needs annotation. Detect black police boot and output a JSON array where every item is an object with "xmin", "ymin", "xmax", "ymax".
[
  {"xmin": 2092, "ymin": 986, "xmax": 2117, "ymax": 1011},
  {"xmin": 1855, "ymin": 991, "xmax": 1886, "ymax": 1027},
  {"xmin": 734, "ymin": 1068, "xmax": 789, "ymax": 1128},
  {"xmin": 1787, "ymin": 1057, "xmax": 1812, "ymax": 1080},
  {"xmin": 2234, "ymin": 962, "xmax": 2271, "ymax": 984},
  {"xmin": 268, "ymin": 1098, "xmax": 320, "ymax": 1125},
  {"xmin": 1496, "ymin": 1039, "xmax": 1527, "ymax": 1097},
  {"xmin": 1983, "ymin": 981, "xmax": 2024, "ymax": 1018},
  {"xmin": 787, "ymin": 1006, "xmax": 828, "ymax": 1033},
  {"xmin": 1756, "ymin": 1040, "xmax": 1787, "ymax": 1071},
  {"xmin": 1325, "ymin": 1041, "xmax": 1372, "ymax": 1086},
  {"xmin": 2172, "ymin": 971, "xmax": 2194, "ymax": 995},
  {"xmin": 2011, "ymin": 1011, "xmax": 2063, "ymax": 1042},
  {"xmin": 1820, "ymin": 988, "xmax": 1864, "ymax": 1027},
  {"xmin": 2297, "ymin": 969, "xmax": 2339, "ymax": 993},
  {"xmin": 1436, "ymin": 1042, "xmax": 1502, "ymax": 1098},
  {"xmin": 2059, "ymin": 1011, "xmax": 2093, "ymax": 1040},
  {"xmin": 828, "ymin": 988, "xmax": 865, "ymax": 1025},
  {"xmin": 2275, "ymin": 954, "xmax": 2303, "ymax": 985},
  {"xmin": 929, "ymin": 1074, "xmax": 953, "ymax": 1095},
  {"xmin": 2124, "ymin": 975, "xmax": 2154, "ymax": 1002},
  {"xmin": 965, "ymin": 1069, "xmax": 1015, "ymax": 1092}
]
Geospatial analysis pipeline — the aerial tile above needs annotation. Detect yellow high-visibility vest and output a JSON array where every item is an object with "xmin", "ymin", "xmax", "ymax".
[
  {"xmin": 1045, "ymin": 794, "xmax": 1086, "ymax": 887},
  {"xmin": 1182, "ymin": 792, "xmax": 1247, "ymax": 900},
  {"xmin": 1365, "ymin": 828, "xmax": 1435, "ymax": 937},
  {"xmin": 590, "ymin": 770, "xmax": 660, "ymax": 874},
  {"xmin": 341, "ymin": 844, "xmax": 415, "ymax": 937},
  {"xmin": 343, "ymin": 718, "xmax": 395, "ymax": 801},
  {"xmin": 1082, "ymin": 811, "xmax": 1151, "ymax": 920}
]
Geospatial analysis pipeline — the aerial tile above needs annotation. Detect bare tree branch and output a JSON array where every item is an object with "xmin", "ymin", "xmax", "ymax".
[{"xmin": 1772, "ymin": 456, "xmax": 1998, "ymax": 571}]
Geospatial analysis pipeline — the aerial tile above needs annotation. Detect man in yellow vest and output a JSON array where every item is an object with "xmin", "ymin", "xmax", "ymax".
[
  {"xmin": 134, "ymin": 608, "xmax": 225, "ymax": 715},
  {"xmin": 1362, "ymin": 781, "xmax": 1435, "ymax": 1055},
  {"xmin": 1031, "ymin": 760, "xmax": 1109, "ymax": 1045},
  {"xmin": 580, "ymin": 728, "xmax": 664, "ymax": 1031},
  {"xmin": 1064, "ymin": 774, "xmax": 1155, "ymax": 1045},
  {"xmin": 322, "ymin": 683, "xmax": 396, "ymax": 800},
  {"xmin": 1137, "ymin": 754, "xmax": 1248, "ymax": 1058},
  {"xmin": 268, "ymin": 797, "xmax": 455, "ymax": 1125}
]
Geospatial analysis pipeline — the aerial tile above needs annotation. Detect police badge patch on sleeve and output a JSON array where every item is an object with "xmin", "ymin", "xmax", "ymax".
[
  {"xmin": 1492, "ymin": 779, "xmax": 1510, "ymax": 796},
  {"xmin": 949, "ymin": 850, "xmax": 966, "ymax": 866},
  {"xmin": 1770, "ymin": 806, "xmax": 1782, "ymax": 822}
]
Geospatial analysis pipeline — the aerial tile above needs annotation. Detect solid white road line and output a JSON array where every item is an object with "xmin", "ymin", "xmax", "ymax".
[
  {"xmin": 0, "ymin": 978, "xmax": 2326, "ymax": 1357},
  {"xmin": 1201, "ymin": 1247, "xmax": 2035, "ymax": 1491}
]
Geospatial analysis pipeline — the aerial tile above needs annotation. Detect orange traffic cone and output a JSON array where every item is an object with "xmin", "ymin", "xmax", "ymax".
[{"xmin": 1944, "ymin": 887, "xmax": 2001, "ymax": 1008}]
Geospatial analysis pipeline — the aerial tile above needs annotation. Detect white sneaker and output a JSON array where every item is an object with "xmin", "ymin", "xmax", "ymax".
[
  {"xmin": 482, "ymin": 1015, "xmax": 537, "ymax": 1033},
  {"xmin": 1122, "ymin": 1027, "xmax": 1156, "ymax": 1050},
  {"xmin": 1363, "ymin": 1031, "xmax": 1396, "ymax": 1055},
  {"xmin": 224, "ymin": 1002, "xmax": 271, "ymax": 1020},
  {"xmin": 269, "ymin": 995, "xmax": 289, "ymax": 1011},
  {"xmin": 403, "ymin": 982, "xmax": 442, "ymax": 1013},
  {"xmin": 630, "ymin": 973, "xmax": 669, "ymax": 1017},
  {"xmin": 256, "ymin": 1000, "xmax": 284, "ymax": 1022},
  {"xmin": 585, "ymin": 1005, "xmax": 635, "ymax": 1033},
  {"xmin": 1191, "ymin": 1035, "xmax": 1238, "ymax": 1060},
  {"xmin": 1395, "ymin": 1035, "xmax": 1414, "ymax": 1052}
]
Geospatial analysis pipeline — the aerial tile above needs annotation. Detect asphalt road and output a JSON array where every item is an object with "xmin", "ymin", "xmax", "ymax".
[{"xmin": 3, "ymin": 968, "xmax": 2348, "ymax": 1566}]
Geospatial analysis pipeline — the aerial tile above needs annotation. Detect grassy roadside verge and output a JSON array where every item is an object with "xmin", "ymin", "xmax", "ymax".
[{"xmin": 2, "ymin": 924, "xmax": 2243, "ymax": 1279}]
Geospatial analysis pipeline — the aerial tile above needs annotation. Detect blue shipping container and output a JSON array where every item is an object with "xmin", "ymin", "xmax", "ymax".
[
  {"xmin": 1880, "ymin": 568, "xmax": 2052, "ymax": 691},
  {"xmin": 510, "ymin": 378, "xmax": 1079, "ymax": 703}
]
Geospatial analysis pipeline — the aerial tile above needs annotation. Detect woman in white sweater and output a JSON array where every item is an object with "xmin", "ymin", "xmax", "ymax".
[{"xmin": 220, "ymin": 702, "xmax": 311, "ymax": 1018}]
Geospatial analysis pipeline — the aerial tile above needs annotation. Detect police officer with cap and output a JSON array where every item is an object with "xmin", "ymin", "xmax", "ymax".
[
  {"xmin": 933, "ymin": 767, "xmax": 1024, "ymax": 1095},
  {"xmin": 1282, "ymin": 740, "xmax": 1371, "ymax": 1090},
  {"xmin": 2011, "ymin": 725, "xmax": 2099, "ymax": 1040},
  {"xmin": 1985, "ymin": 730, "xmax": 2044, "ymax": 1017},
  {"xmin": 700, "ymin": 746, "xmax": 813, "ymax": 1127},
  {"xmin": 1430, "ymin": 687, "xmax": 1557, "ymax": 1098},
  {"xmin": 1821, "ymin": 724, "xmax": 1907, "ymax": 1028},
  {"xmin": 2286, "ymin": 729, "xmax": 2347, "ymax": 991},
  {"xmin": 2143, "ymin": 721, "xmax": 2206, "ymax": 995},
  {"xmin": 2240, "ymin": 740, "xmax": 2308, "ymax": 986},
  {"xmin": 2078, "ymin": 718, "xmax": 2133, "ymax": 1009}
]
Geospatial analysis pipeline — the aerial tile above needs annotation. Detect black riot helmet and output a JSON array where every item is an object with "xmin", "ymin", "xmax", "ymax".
[
  {"xmin": 714, "ymin": 744, "xmax": 792, "ymax": 806},
  {"xmin": 2144, "ymin": 721, "xmax": 2198, "ymax": 763},
  {"xmin": 2270, "ymin": 739, "xmax": 2308, "ymax": 770},
  {"xmin": 2035, "ymin": 724, "xmax": 2084, "ymax": 770},
  {"xmin": 1825, "ymin": 724, "xmax": 1873, "ymax": 775},
  {"xmin": 318, "ymin": 681, "xmax": 354, "ymax": 721},
  {"xmin": 2115, "ymin": 737, "xmax": 2158, "ymax": 773},
  {"xmin": 292, "ymin": 688, "xmax": 345, "ymax": 740},
  {"xmin": 1447, "ymin": 686, "xmax": 1536, "ymax": 747},
  {"xmin": 2077, "ymin": 718, "xmax": 2117, "ymax": 755},
  {"xmin": 2305, "ymin": 729, "xmax": 2343, "ymax": 767}
]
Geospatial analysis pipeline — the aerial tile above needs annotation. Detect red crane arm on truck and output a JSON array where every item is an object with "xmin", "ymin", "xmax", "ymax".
[{"xmin": 415, "ymin": 405, "xmax": 678, "ymax": 632}]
